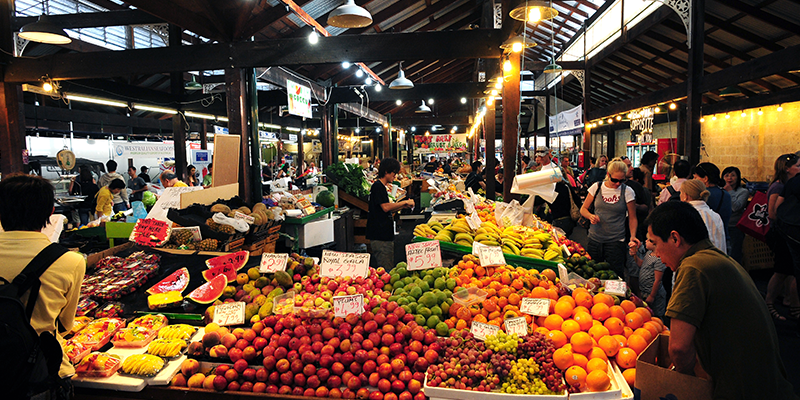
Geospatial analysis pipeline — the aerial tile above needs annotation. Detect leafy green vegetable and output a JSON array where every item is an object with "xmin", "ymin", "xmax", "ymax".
[{"xmin": 325, "ymin": 162, "xmax": 370, "ymax": 198}]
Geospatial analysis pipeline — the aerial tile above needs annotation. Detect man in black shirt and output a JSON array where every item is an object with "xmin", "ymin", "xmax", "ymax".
[
  {"xmin": 366, "ymin": 158, "xmax": 415, "ymax": 269},
  {"xmin": 464, "ymin": 161, "xmax": 485, "ymax": 193},
  {"xmin": 140, "ymin": 166, "xmax": 151, "ymax": 183},
  {"xmin": 423, "ymin": 156, "xmax": 438, "ymax": 173}
]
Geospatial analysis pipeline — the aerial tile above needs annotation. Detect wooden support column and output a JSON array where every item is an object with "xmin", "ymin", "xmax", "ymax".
[
  {"xmin": 545, "ymin": 90, "xmax": 551, "ymax": 145},
  {"xmin": 502, "ymin": 51, "xmax": 521, "ymax": 200},
  {"xmin": 582, "ymin": 64, "xmax": 592, "ymax": 169},
  {"xmin": 485, "ymin": 102, "xmax": 496, "ymax": 200},
  {"xmin": 200, "ymin": 119, "xmax": 208, "ymax": 150},
  {"xmin": 297, "ymin": 124, "xmax": 305, "ymax": 171},
  {"xmin": 685, "ymin": 0, "xmax": 704, "ymax": 164},
  {"xmin": 248, "ymin": 68, "xmax": 262, "ymax": 200},
  {"xmin": 0, "ymin": 0, "xmax": 25, "ymax": 177},
  {"xmin": 225, "ymin": 67, "xmax": 252, "ymax": 203},
  {"xmin": 169, "ymin": 25, "xmax": 187, "ymax": 182},
  {"xmin": 321, "ymin": 104, "xmax": 334, "ymax": 168}
]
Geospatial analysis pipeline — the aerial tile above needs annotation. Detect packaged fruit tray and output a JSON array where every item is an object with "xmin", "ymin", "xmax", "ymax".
[
  {"xmin": 424, "ymin": 375, "xmax": 567, "ymax": 400},
  {"xmin": 413, "ymin": 236, "xmax": 560, "ymax": 271},
  {"xmin": 565, "ymin": 360, "xmax": 622, "ymax": 400}
]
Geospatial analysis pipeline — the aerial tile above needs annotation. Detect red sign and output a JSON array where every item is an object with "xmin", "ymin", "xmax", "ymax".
[{"xmin": 131, "ymin": 218, "xmax": 170, "ymax": 247}]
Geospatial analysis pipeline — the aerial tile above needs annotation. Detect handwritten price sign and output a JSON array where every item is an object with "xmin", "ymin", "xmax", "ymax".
[
  {"xmin": 520, "ymin": 298, "xmax": 551, "ymax": 317},
  {"xmin": 558, "ymin": 264, "xmax": 569, "ymax": 282},
  {"xmin": 466, "ymin": 211, "xmax": 482, "ymax": 231},
  {"xmin": 333, "ymin": 294, "xmax": 365, "ymax": 318},
  {"xmin": 472, "ymin": 241, "xmax": 487, "ymax": 256},
  {"xmin": 504, "ymin": 317, "xmax": 529, "ymax": 337},
  {"xmin": 604, "ymin": 280, "xmax": 627, "ymax": 296},
  {"xmin": 212, "ymin": 301, "xmax": 245, "ymax": 326},
  {"xmin": 479, "ymin": 246, "xmax": 506, "ymax": 267},
  {"xmin": 320, "ymin": 250, "xmax": 370, "ymax": 278},
  {"xmin": 405, "ymin": 241, "xmax": 442, "ymax": 271},
  {"xmin": 234, "ymin": 211, "xmax": 255, "ymax": 224},
  {"xmin": 260, "ymin": 253, "xmax": 288, "ymax": 273},
  {"xmin": 130, "ymin": 218, "xmax": 170, "ymax": 247},
  {"xmin": 470, "ymin": 321, "xmax": 500, "ymax": 341}
]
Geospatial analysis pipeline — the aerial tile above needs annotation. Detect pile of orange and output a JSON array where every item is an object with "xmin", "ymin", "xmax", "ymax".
[{"xmin": 535, "ymin": 288, "xmax": 667, "ymax": 392}]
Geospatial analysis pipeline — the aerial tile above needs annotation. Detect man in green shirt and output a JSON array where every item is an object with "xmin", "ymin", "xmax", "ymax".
[{"xmin": 644, "ymin": 202, "xmax": 797, "ymax": 399}]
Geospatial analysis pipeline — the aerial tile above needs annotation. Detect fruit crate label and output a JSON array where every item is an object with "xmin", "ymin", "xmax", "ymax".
[
  {"xmin": 558, "ymin": 263, "xmax": 569, "ymax": 282},
  {"xmin": 405, "ymin": 241, "xmax": 442, "ymax": 271},
  {"xmin": 212, "ymin": 301, "xmax": 245, "ymax": 326},
  {"xmin": 260, "ymin": 253, "xmax": 288, "ymax": 273},
  {"xmin": 604, "ymin": 280, "xmax": 627, "ymax": 296},
  {"xmin": 130, "ymin": 218, "xmax": 171, "ymax": 247},
  {"xmin": 320, "ymin": 250, "xmax": 370, "ymax": 278},
  {"xmin": 171, "ymin": 226, "xmax": 202, "ymax": 242},
  {"xmin": 470, "ymin": 321, "xmax": 500, "ymax": 341},
  {"xmin": 504, "ymin": 317, "xmax": 528, "ymax": 337},
  {"xmin": 333, "ymin": 294, "xmax": 364, "ymax": 318},
  {"xmin": 479, "ymin": 246, "xmax": 506, "ymax": 267},
  {"xmin": 520, "ymin": 298, "xmax": 550, "ymax": 317},
  {"xmin": 466, "ymin": 211, "xmax": 481, "ymax": 230},
  {"xmin": 234, "ymin": 211, "xmax": 255, "ymax": 224}
]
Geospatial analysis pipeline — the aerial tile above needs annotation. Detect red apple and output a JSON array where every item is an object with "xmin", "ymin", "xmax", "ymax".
[
  {"xmin": 332, "ymin": 362, "xmax": 346, "ymax": 376},
  {"xmin": 316, "ymin": 386, "xmax": 331, "ymax": 398},
  {"xmin": 407, "ymin": 379, "xmax": 421, "ymax": 394},
  {"xmin": 278, "ymin": 385, "xmax": 292, "ymax": 394},
  {"xmin": 318, "ymin": 367, "xmax": 331, "ymax": 382},
  {"xmin": 376, "ymin": 354, "xmax": 390, "ymax": 366},
  {"xmin": 369, "ymin": 391, "xmax": 384, "ymax": 400},
  {"xmin": 294, "ymin": 373, "xmax": 306, "ymax": 387},
  {"xmin": 378, "ymin": 363, "xmax": 392, "ymax": 379},
  {"xmin": 256, "ymin": 367, "xmax": 268, "ymax": 382},
  {"xmin": 227, "ymin": 381, "xmax": 240, "ymax": 391},
  {"xmin": 280, "ymin": 371, "xmax": 293, "ymax": 385},
  {"xmin": 350, "ymin": 362, "xmax": 362, "ymax": 375}
]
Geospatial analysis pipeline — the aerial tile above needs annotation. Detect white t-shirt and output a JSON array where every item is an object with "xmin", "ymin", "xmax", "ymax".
[{"xmin": 589, "ymin": 182, "xmax": 636, "ymax": 205}]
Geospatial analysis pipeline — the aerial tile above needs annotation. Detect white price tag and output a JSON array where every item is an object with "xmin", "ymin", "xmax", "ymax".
[
  {"xmin": 520, "ymin": 298, "xmax": 551, "ymax": 317},
  {"xmin": 260, "ymin": 253, "xmax": 288, "ymax": 273},
  {"xmin": 464, "ymin": 198, "xmax": 475, "ymax": 214},
  {"xmin": 558, "ymin": 264, "xmax": 569, "ymax": 282},
  {"xmin": 333, "ymin": 294, "xmax": 365, "ymax": 318},
  {"xmin": 561, "ymin": 244, "xmax": 571, "ymax": 257},
  {"xmin": 504, "ymin": 317, "xmax": 528, "ymax": 337},
  {"xmin": 466, "ymin": 212, "xmax": 482, "ymax": 231},
  {"xmin": 234, "ymin": 211, "xmax": 255, "ymax": 224},
  {"xmin": 479, "ymin": 246, "xmax": 506, "ymax": 267},
  {"xmin": 171, "ymin": 227, "xmax": 202, "ymax": 242},
  {"xmin": 472, "ymin": 241, "xmax": 487, "ymax": 256},
  {"xmin": 405, "ymin": 241, "xmax": 442, "ymax": 271},
  {"xmin": 212, "ymin": 301, "xmax": 245, "ymax": 326},
  {"xmin": 604, "ymin": 280, "xmax": 627, "ymax": 296},
  {"xmin": 320, "ymin": 250, "xmax": 370, "ymax": 278},
  {"xmin": 471, "ymin": 321, "xmax": 500, "ymax": 341}
]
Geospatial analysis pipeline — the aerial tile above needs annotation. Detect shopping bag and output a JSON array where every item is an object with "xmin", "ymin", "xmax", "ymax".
[{"xmin": 735, "ymin": 191, "xmax": 770, "ymax": 242}]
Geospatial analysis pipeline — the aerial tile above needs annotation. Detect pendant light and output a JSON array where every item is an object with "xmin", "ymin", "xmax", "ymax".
[
  {"xmin": 415, "ymin": 100, "xmax": 431, "ymax": 113},
  {"xmin": 184, "ymin": 75, "xmax": 202, "ymax": 91},
  {"xmin": 327, "ymin": 0, "xmax": 373, "ymax": 28},
  {"xmin": 19, "ymin": 14, "xmax": 71, "ymax": 44},
  {"xmin": 500, "ymin": 35, "xmax": 536, "ymax": 53},
  {"xmin": 509, "ymin": 1, "xmax": 558, "ymax": 23},
  {"xmin": 389, "ymin": 63, "xmax": 414, "ymax": 89},
  {"xmin": 719, "ymin": 85, "xmax": 743, "ymax": 97}
]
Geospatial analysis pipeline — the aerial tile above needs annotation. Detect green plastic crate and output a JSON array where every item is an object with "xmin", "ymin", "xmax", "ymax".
[{"xmin": 412, "ymin": 236, "xmax": 560, "ymax": 272}]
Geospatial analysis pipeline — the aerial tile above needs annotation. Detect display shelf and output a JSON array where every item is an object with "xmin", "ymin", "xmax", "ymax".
[
  {"xmin": 412, "ymin": 236, "xmax": 560, "ymax": 271},
  {"xmin": 283, "ymin": 207, "xmax": 334, "ymax": 225},
  {"xmin": 424, "ymin": 375, "xmax": 567, "ymax": 400}
]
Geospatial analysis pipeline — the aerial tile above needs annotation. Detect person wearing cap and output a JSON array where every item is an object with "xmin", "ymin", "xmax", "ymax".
[
  {"xmin": 534, "ymin": 147, "xmax": 560, "ymax": 171},
  {"xmin": 679, "ymin": 179, "xmax": 727, "ymax": 252},
  {"xmin": 140, "ymin": 166, "xmax": 151, "ymax": 183},
  {"xmin": 160, "ymin": 172, "xmax": 188, "ymax": 188}
]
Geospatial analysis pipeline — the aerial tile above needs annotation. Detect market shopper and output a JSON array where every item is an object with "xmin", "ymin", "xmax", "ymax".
[
  {"xmin": 583, "ymin": 154, "xmax": 607, "ymax": 189},
  {"xmin": 366, "ymin": 158, "xmax": 415, "ymax": 269},
  {"xmin": 464, "ymin": 161, "xmax": 486, "ymax": 192},
  {"xmin": 127, "ymin": 166, "xmax": 147, "ymax": 203},
  {"xmin": 639, "ymin": 150, "xmax": 659, "ymax": 193},
  {"xmin": 98, "ymin": 160, "xmax": 129, "ymax": 212},
  {"xmin": 139, "ymin": 166, "xmax": 151, "ymax": 183},
  {"xmin": 186, "ymin": 165, "xmax": 199, "ymax": 186},
  {"xmin": 692, "ymin": 162, "xmax": 732, "ymax": 250},
  {"xmin": 765, "ymin": 153, "xmax": 800, "ymax": 321},
  {"xmin": 722, "ymin": 166, "xmax": 749, "ymax": 262},
  {"xmin": 161, "ymin": 172, "xmax": 188, "ymax": 188},
  {"xmin": 644, "ymin": 202, "xmax": 798, "ymax": 400},
  {"xmin": 580, "ymin": 159, "xmax": 638, "ymax": 276},
  {"xmin": 0, "ymin": 174, "xmax": 86, "ymax": 399},
  {"xmin": 657, "ymin": 159, "xmax": 691, "ymax": 205},
  {"xmin": 95, "ymin": 179, "xmax": 126, "ymax": 218},
  {"xmin": 68, "ymin": 165, "xmax": 99, "ymax": 226},
  {"xmin": 776, "ymin": 158, "xmax": 800, "ymax": 325},
  {"xmin": 620, "ymin": 157, "xmax": 651, "ymax": 241},
  {"xmin": 423, "ymin": 156, "xmax": 438, "ymax": 173},
  {"xmin": 679, "ymin": 179, "xmax": 727, "ymax": 252},
  {"xmin": 203, "ymin": 163, "xmax": 213, "ymax": 187},
  {"xmin": 628, "ymin": 238, "xmax": 666, "ymax": 319}
]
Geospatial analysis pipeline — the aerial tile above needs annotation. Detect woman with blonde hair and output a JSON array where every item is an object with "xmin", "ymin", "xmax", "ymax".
[
  {"xmin": 680, "ymin": 179, "xmax": 727, "ymax": 251},
  {"xmin": 580, "ymin": 159, "xmax": 638, "ymax": 276}
]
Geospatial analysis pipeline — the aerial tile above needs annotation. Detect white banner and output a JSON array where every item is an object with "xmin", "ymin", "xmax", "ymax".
[
  {"xmin": 548, "ymin": 104, "xmax": 584, "ymax": 137},
  {"xmin": 287, "ymin": 80, "xmax": 313, "ymax": 118}
]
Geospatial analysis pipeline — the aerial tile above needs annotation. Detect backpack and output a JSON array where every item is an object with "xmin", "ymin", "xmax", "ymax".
[
  {"xmin": 0, "ymin": 243, "xmax": 69, "ymax": 398},
  {"xmin": 666, "ymin": 185, "xmax": 681, "ymax": 202}
]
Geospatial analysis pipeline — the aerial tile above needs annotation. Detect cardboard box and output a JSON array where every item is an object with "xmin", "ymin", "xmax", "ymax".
[{"xmin": 635, "ymin": 333, "xmax": 713, "ymax": 400}]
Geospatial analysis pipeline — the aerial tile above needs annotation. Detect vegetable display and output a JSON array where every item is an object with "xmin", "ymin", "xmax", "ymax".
[{"xmin": 325, "ymin": 162, "xmax": 371, "ymax": 198}]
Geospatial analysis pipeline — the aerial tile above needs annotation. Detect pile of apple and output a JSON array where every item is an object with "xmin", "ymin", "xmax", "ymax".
[{"xmin": 173, "ymin": 302, "xmax": 437, "ymax": 399}]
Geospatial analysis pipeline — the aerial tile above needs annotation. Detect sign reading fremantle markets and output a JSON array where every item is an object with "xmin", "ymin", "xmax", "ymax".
[
  {"xmin": 630, "ymin": 107, "xmax": 655, "ymax": 142},
  {"xmin": 548, "ymin": 105, "xmax": 584, "ymax": 137},
  {"xmin": 287, "ymin": 79, "xmax": 313, "ymax": 118}
]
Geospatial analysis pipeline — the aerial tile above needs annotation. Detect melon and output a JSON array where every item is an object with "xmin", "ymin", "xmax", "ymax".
[
  {"xmin": 205, "ymin": 250, "xmax": 249, "ymax": 272},
  {"xmin": 146, "ymin": 267, "xmax": 190, "ymax": 295},
  {"xmin": 316, "ymin": 190, "xmax": 335, "ymax": 208},
  {"xmin": 202, "ymin": 262, "xmax": 238, "ymax": 282},
  {"xmin": 187, "ymin": 274, "xmax": 227, "ymax": 304}
]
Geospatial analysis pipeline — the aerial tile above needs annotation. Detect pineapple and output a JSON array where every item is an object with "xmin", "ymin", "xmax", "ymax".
[
  {"xmin": 198, "ymin": 239, "xmax": 218, "ymax": 251},
  {"xmin": 170, "ymin": 229, "xmax": 194, "ymax": 245}
]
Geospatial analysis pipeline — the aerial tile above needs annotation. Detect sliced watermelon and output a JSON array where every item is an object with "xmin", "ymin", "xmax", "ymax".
[
  {"xmin": 146, "ymin": 267, "xmax": 190, "ymax": 295},
  {"xmin": 205, "ymin": 250, "xmax": 249, "ymax": 272},
  {"xmin": 202, "ymin": 262, "xmax": 238, "ymax": 282},
  {"xmin": 187, "ymin": 274, "xmax": 227, "ymax": 304}
]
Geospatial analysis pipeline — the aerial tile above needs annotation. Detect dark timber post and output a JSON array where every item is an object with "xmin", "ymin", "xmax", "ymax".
[
  {"xmin": 169, "ymin": 24, "xmax": 187, "ymax": 182},
  {"xmin": 685, "ymin": 0, "xmax": 704, "ymax": 164}
]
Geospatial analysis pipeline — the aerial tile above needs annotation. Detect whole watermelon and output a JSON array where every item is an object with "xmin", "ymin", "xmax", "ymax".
[
  {"xmin": 316, "ymin": 190, "xmax": 335, "ymax": 208},
  {"xmin": 142, "ymin": 190, "xmax": 156, "ymax": 207}
]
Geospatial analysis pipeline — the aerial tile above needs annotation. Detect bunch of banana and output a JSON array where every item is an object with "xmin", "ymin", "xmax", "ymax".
[
  {"xmin": 544, "ymin": 242, "xmax": 564, "ymax": 261},
  {"xmin": 454, "ymin": 232, "xmax": 474, "ymax": 247},
  {"xmin": 157, "ymin": 324, "xmax": 197, "ymax": 341},
  {"xmin": 121, "ymin": 354, "xmax": 165, "ymax": 376},
  {"xmin": 474, "ymin": 223, "xmax": 501, "ymax": 246},
  {"xmin": 500, "ymin": 228, "xmax": 523, "ymax": 255},
  {"xmin": 413, "ymin": 223, "xmax": 437, "ymax": 238},
  {"xmin": 447, "ymin": 218, "xmax": 472, "ymax": 234},
  {"xmin": 147, "ymin": 338, "xmax": 186, "ymax": 358},
  {"xmin": 434, "ymin": 228, "xmax": 455, "ymax": 243},
  {"xmin": 426, "ymin": 219, "xmax": 444, "ymax": 232}
]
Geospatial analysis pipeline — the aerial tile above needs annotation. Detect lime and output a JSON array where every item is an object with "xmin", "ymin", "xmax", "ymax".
[
  {"xmin": 388, "ymin": 295, "xmax": 400, "ymax": 303},
  {"xmin": 389, "ymin": 274, "xmax": 400, "ymax": 285},
  {"xmin": 395, "ymin": 266, "xmax": 408, "ymax": 278},
  {"xmin": 430, "ymin": 305, "xmax": 442, "ymax": 316},
  {"xmin": 407, "ymin": 302, "xmax": 418, "ymax": 313},
  {"xmin": 397, "ymin": 297, "xmax": 409, "ymax": 306},
  {"xmin": 426, "ymin": 315, "xmax": 441, "ymax": 329},
  {"xmin": 417, "ymin": 306, "xmax": 431, "ymax": 319},
  {"xmin": 419, "ymin": 293, "xmax": 437, "ymax": 308},
  {"xmin": 445, "ymin": 278, "xmax": 457, "ymax": 291},
  {"xmin": 403, "ymin": 277, "xmax": 414, "ymax": 285},
  {"xmin": 414, "ymin": 314, "xmax": 426, "ymax": 326},
  {"xmin": 422, "ymin": 275, "xmax": 435, "ymax": 288},
  {"xmin": 402, "ymin": 305, "xmax": 413, "ymax": 315},
  {"xmin": 409, "ymin": 287, "xmax": 423, "ymax": 299},
  {"xmin": 394, "ymin": 280, "xmax": 405, "ymax": 289},
  {"xmin": 418, "ymin": 280, "xmax": 430, "ymax": 292},
  {"xmin": 435, "ymin": 322, "xmax": 449, "ymax": 336},
  {"xmin": 434, "ymin": 277, "xmax": 446, "ymax": 291}
]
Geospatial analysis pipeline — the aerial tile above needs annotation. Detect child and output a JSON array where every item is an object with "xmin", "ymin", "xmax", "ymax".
[{"xmin": 629, "ymin": 239, "xmax": 667, "ymax": 319}]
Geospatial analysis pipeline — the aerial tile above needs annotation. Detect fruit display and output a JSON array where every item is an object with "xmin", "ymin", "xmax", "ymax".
[
  {"xmin": 385, "ymin": 265, "xmax": 457, "ymax": 336},
  {"xmin": 147, "ymin": 338, "xmax": 187, "ymax": 358},
  {"xmin": 202, "ymin": 250, "xmax": 250, "ymax": 282},
  {"xmin": 564, "ymin": 255, "xmax": 618, "ymax": 280},
  {"xmin": 129, "ymin": 314, "xmax": 169, "ymax": 331},
  {"xmin": 75, "ymin": 352, "xmax": 122, "ymax": 378},
  {"xmin": 187, "ymin": 274, "xmax": 227, "ymax": 304},
  {"xmin": 111, "ymin": 326, "xmax": 157, "ymax": 348},
  {"xmin": 157, "ymin": 324, "xmax": 197, "ymax": 341},
  {"xmin": 148, "ymin": 290, "xmax": 184, "ymax": 310},
  {"xmin": 69, "ymin": 316, "xmax": 93, "ymax": 335},
  {"xmin": 94, "ymin": 302, "xmax": 125, "ymax": 318},
  {"xmin": 120, "ymin": 354, "xmax": 166, "ymax": 377},
  {"xmin": 76, "ymin": 297, "xmax": 99, "ymax": 317},
  {"xmin": 63, "ymin": 340, "xmax": 91, "ymax": 365},
  {"xmin": 146, "ymin": 267, "xmax": 190, "ymax": 295},
  {"xmin": 80, "ymin": 252, "xmax": 160, "ymax": 301},
  {"xmin": 70, "ymin": 318, "xmax": 126, "ymax": 351}
]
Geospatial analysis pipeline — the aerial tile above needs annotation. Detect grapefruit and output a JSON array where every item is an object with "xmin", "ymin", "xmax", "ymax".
[
  {"xmin": 147, "ymin": 267, "xmax": 190, "ymax": 295},
  {"xmin": 187, "ymin": 274, "xmax": 227, "ymax": 304}
]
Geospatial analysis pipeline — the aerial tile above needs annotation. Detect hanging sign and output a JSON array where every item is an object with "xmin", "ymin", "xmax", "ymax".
[
  {"xmin": 212, "ymin": 302, "xmax": 246, "ymax": 326},
  {"xmin": 405, "ymin": 241, "xmax": 442, "ymax": 271},
  {"xmin": 333, "ymin": 294, "xmax": 365, "ymax": 318},
  {"xmin": 548, "ymin": 104, "xmax": 584, "ymax": 137},
  {"xmin": 260, "ymin": 253, "xmax": 289, "ymax": 273},
  {"xmin": 130, "ymin": 218, "xmax": 171, "ymax": 247},
  {"xmin": 287, "ymin": 80, "xmax": 313, "ymax": 118},
  {"xmin": 320, "ymin": 250, "xmax": 370, "ymax": 278}
]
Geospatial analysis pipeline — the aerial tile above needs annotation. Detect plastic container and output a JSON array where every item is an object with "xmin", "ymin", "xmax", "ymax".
[
  {"xmin": 76, "ymin": 297, "xmax": 99, "ymax": 317},
  {"xmin": 128, "ymin": 314, "xmax": 168, "ymax": 332},
  {"xmin": 274, "ymin": 290, "xmax": 296, "ymax": 315},
  {"xmin": 74, "ymin": 352, "xmax": 122, "ymax": 378},
  {"xmin": 94, "ymin": 302, "xmax": 125, "ymax": 318},
  {"xmin": 566, "ymin": 360, "xmax": 621, "ymax": 399},
  {"xmin": 63, "ymin": 340, "xmax": 91, "ymax": 365},
  {"xmin": 68, "ymin": 316, "xmax": 93, "ymax": 336},
  {"xmin": 120, "ymin": 354, "xmax": 165, "ymax": 377},
  {"xmin": 157, "ymin": 324, "xmax": 197, "ymax": 342},
  {"xmin": 111, "ymin": 326, "xmax": 157, "ymax": 348},
  {"xmin": 452, "ymin": 287, "xmax": 488, "ymax": 308},
  {"xmin": 72, "ymin": 318, "xmax": 126, "ymax": 350}
]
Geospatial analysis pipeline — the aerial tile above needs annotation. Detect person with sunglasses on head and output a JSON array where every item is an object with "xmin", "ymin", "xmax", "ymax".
[
  {"xmin": 580, "ymin": 159, "xmax": 639, "ymax": 277},
  {"xmin": 692, "ymin": 162, "xmax": 732, "ymax": 254}
]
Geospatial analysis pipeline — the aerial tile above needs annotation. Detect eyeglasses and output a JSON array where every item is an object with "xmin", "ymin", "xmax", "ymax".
[
  {"xmin": 620, "ymin": 156, "xmax": 629, "ymax": 160},
  {"xmin": 609, "ymin": 177, "xmax": 625, "ymax": 183}
]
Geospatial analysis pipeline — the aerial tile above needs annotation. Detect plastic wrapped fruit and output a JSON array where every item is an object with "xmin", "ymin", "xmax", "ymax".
[
  {"xmin": 120, "ymin": 354, "xmax": 165, "ymax": 377},
  {"xmin": 128, "ymin": 314, "xmax": 168, "ymax": 331},
  {"xmin": 68, "ymin": 316, "xmax": 93, "ymax": 335},
  {"xmin": 63, "ymin": 340, "xmax": 90, "ymax": 365},
  {"xmin": 157, "ymin": 324, "xmax": 197, "ymax": 341},
  {"xmin": 94, "ymin": 302, "xmax": 124, "ymax": 318},
  {"xmin": 75, "ymin": 352, "xmax": 122, "ymax": 378},
  {"xmin": 111, "ymin": 326, "xmax": 157, "ymax": 348},
  {"xmin": 71, "ymin": 318, "xmax": 125, "ymax": 351},
  {"xmin": 146, "ymin": 338, "xmax": 186, "ymax": 358}
]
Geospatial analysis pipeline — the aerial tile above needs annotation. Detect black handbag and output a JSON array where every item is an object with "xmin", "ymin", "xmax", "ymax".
[{"xmin": 577, "ymin": 185, "xmax": 599, "ymax": 229}]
